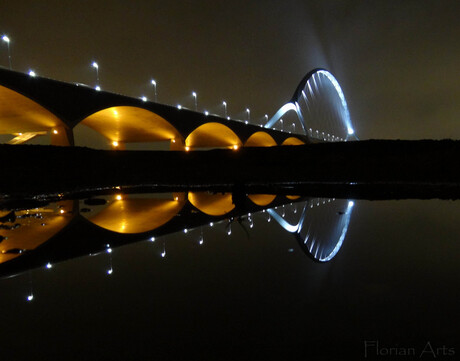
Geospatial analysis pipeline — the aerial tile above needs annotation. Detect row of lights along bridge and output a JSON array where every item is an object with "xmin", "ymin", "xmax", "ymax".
[{"xmin": 1, "ymin": 34, "xmax": 294, "ymax": 132}]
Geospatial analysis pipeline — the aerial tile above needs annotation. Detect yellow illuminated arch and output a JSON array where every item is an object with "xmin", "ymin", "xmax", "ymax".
[
  {"xmin": 248, "ymin": 194, "xmax": 276, "ymax": 206},
  {"xmin": 188, "ymin": 192, "xmax": 235, "ymax": 216},
  {"xmin": 244, "ymin": 132, "xmax": 277, "ymax": 147},
  {"xmin": 0, "ymin": 201, "xmax": 75, "ymax": 264},
  {"xmin": 286, "ymin": 195, "xmax": 301, "ymax": 200},
  {"xmin": 80, "ymin": 106, "xmax": 183, "ymax": 146},
  {"xmin": 281, "ymin": 137, "xmax": 305, "ymax": 146},
  {"xmin": 185, "ymin": 122, "xmax": 242, "ymax": 150},
  {"xmin": 0, "ymin": 85, "xmax": 70, "ymax": 145},
  {"xmin": 87, "ymin": 195, "xmax": 186, "ymax": 234}
]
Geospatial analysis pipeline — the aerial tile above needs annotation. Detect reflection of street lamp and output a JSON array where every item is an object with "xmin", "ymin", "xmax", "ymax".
[
  {"xmin": 222, "ymin": 101, "xmax": 227, "ymax": 118},
  {"xmin": 151, "ymin": 79, "xmax": 157, "ymax": 102},
  {"xmin": 92, "ymin": 61, "xmax": 99, "ymax": 88},
  {"xmin": 2, "ymin": 35, "xmax": 12, "ymax": 70},
  {"xmin": 192, "ymin": 91, "xmax": 197, "ymax": 111}
]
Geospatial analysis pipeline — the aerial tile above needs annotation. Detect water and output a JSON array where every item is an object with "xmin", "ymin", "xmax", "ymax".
[{"xmin": 0, "ymin": 192, "xmax": 458, "ymax": 360}]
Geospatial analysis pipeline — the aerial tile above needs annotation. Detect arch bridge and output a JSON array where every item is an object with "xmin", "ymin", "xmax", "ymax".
[{"xmin": 0, "ymin": 67, "xmax": 307, "ymax": 150}]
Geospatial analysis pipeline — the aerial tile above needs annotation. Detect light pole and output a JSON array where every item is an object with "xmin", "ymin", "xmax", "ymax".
[
  {"xmin": 151, "ymin": 79, "xmax": 157, "ymax": 102},
  {"xmin": 280, "ymin": 118, "xmax": 284, "ymax": 131},
  {"xmin": 246, "ymin": 108, "xmax": 250, "ymax": 124},
  {"xmin": 222, "ymin": 101, "xmax": 227, "ymax": 118},
  {"xmin": 2, "ymin": 35, "xmax": 12, "ymax": 70},
  {"xmin": 92, "ymin": 61, "xmax": 99, "ymax": 88},
  {"xmin": 192, "ymin": 91, "xmax": 197, "ymax": 111}
]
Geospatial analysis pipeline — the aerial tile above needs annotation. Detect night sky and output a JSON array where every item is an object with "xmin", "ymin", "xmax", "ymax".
[{"xmin": 1, "ymin": 1, "xmax": 458, "ymax": 140}]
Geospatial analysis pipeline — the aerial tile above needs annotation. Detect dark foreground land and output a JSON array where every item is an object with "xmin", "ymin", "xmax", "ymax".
[{"xmin": 0, "ymin": 140, "xmax": 459, "ymax": 201}]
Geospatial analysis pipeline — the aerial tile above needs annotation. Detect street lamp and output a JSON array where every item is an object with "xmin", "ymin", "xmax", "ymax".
[
  {"xmin": 151, "ymin": 79, "xmax": 157, "ymax": 102},
  {"xmin": 246, "ymin": 108, "xmax": 250, "ymax": 124},
  {"xmin": 92, "ymin": 61, "xmax": 99, "ymax": 89},
  {"xmin": 222, "ymin": 101, "xmax": 227, "ymax": 118},
  {"xmin": 192, "ymin": 91, "xmax": 197, "ymax": 111},
  {"xmin": 2, "ymin": 35, "xmax": 12, "ymax": 70}
]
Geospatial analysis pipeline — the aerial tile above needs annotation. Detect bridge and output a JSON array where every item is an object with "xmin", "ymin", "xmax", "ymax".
[{"xmin": 0, "ymin": 67, "xmax": 356, "ymax": 150}]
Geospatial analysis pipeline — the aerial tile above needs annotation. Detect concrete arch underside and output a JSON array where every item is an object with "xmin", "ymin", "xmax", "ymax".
[
  {"xmin": 78, "ymin": 106, "xmax": 184, "ymax": 150},
  {"xmin": 0, "ymin": 85, "xmax": 72, "ymax": 145},
  {"xmin": 185, "ymin": 122, "xmax": 242, "ymax": 150},
  {"xmin": 281, "ymin": 137, "xmax": 305, "ymax": 146},
  {"xmin": 244, "ymin": 132, "xmax": 277, "ymax": 147}
]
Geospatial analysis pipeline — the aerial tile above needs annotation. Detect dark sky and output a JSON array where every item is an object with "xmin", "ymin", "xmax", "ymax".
[{"xmin": 0, "ymin": 0, "xmax": 459, "ymax": 140}]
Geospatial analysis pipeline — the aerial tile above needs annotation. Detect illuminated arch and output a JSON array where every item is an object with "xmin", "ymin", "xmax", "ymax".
[
  {"xmin": 281, "ymin": 137, "xmax": 305, "ymax": 146},
  {"xmin": 79, "ymin": 106, "xmax": 183, "ymax": 148},
  {"xmin": 185, "ymin": 122, "xmax": 242, "ymax": 150},
  {"xmin": 0, "ymin": 85, "xmax": 71, "ymax": 145},
  {"xmin": 286, "ymin": 195, "xmax": 301, "ymax": 200},
  {"xmin": 188, "ymin": 192, "xmax": 235, "ymax": 216},
  {"xmin": 248, "ymin": 194, "xmax": 276, "ymax": 206},
  {"xmin": 86, "ymin": 194, "xmax": 186, "ymax": 234},
  {"xmin": 244, "ymin": 132, "xmax": 277, "ymax": 147},
  {"xmin": 0, "ymin": 201, "xmax": 75, "ymax": 264}
]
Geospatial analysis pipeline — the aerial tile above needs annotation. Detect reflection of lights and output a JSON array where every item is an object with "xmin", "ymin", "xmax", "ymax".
[
  {"xmin": 115, "ymin": 195, "xmax": 122, "ymax": 200},
  {"xmin": 161, "ymin": 243, "xmax": 166, "ymax": 258},
  {"xmin": 174, "ymin": 196, "xmax": 179, "ymax": 201},
  {"xmin": 185, "ymin": 146, "xmax": 190, "ymax": 151},
  {"xmin": 183, "ymin": 228, "xmax": 188, "ymax": 234},
  {"xmin": 107, "ymin": 248, "xmax": 112, "ymax": 253},
  {"xmin": 107, "ymin": 268, "xmax": 113, "ymax": 275},
  {"xmin": 150, "ymin": 237, "xmax": 155, "ymax": 242},
  {"xmin": 46, "ymin": 262, "xmax": 52, "ymax": 269},
  {"xmin": 27, "ymin": 294, "xmax": 34, "ymax": 302},
  {"xmin": 209, "ymin": 222, "xmax": 214, "ymax": 227}
]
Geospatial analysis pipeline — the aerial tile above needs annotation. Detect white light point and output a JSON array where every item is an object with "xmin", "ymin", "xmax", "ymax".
[
  {"xmin": 107, "ymin": 268, "xmax": 113, "ymax": 275},
  {"xmin": 95, "ymin": 86, "xmax": 101, "ymax": 91},
  {"xmin": 46, "ymin": 262, "xmax": 52, "ymax": 269},
  {"xmin": 27, "ymin": 294, "xmax": 34, "ymax": 302},
  {"xmin": 141, "ymin": 96, "xmax": 147, "ymax": 102},
  {"xmin": 92, "ymin": 62, "xmax": 98, "ymax": 69},
  {"xmin": 150, "ymin": 237, "xmax": 155, "ymax": 242},
  {"xmin": 28, "ymin": 70, "xmax": 36, "ymax": 77}
]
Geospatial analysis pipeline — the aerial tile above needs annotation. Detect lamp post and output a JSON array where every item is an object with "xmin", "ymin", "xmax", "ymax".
[
  {"xmin": 92, "ymin": 61, "xmax": 99, "ymax": 88},
  {"xmin": 151, "ymin": 79, "xmax": 157, "ymax": 102},
  {"xmin": 2, "ymin": 35, "xmax": 12, "ymax": 70},
  {"xmin": 222, "ymin": 101, "xmax": 227, "ymax": 118},
  {"xmin": 192, "ymin": 91, "xmax": 197, "ymax": 111},
  {"xmin": 246, "ymin": 108, "xmax": 250, "ymax": 124}
]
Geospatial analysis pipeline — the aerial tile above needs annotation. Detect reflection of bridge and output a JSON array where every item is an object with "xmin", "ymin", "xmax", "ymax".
[
  {"xmin": 0, "ymin": 67, "xmax": 307, "ymax": 150},
  {"xmin": 0, "ymin": 191, "xmax": 355, "ymax": 280}
]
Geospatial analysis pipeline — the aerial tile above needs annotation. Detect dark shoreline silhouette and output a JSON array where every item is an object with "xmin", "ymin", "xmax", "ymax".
[{"xmin": 0, "ymin": 139, "xmax": 459, "ymax": 201}]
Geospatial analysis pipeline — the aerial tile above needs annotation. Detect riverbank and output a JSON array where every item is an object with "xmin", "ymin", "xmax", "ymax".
[{"xmin": 0, "ymin": 139, "xmax": 459, "ymax": 200}]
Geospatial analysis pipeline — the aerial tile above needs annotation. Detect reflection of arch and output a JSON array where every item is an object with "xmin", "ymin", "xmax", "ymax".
[
  {"xmin": 286, "ymin": 195, "xmax": 300, "ymax": 200},
  {"xmin": 268, "ymin": 199, "xmax": 354, "ymax": 262},
  {"xmin": 248, "ymin": 194, "xmax": 276, "ymax": 206},
  {"xmin": 87, "ymin": 196, "xmax": 185, "ymax": 234},
  {"xmin": 185, "ymin": 123, "xmax": 242, "ymax": 150},
  {"xmin": 79, "ymin": 106, "xmax": 183, "ymax": 149},
  {"xmin": 281, "ymin": 137, "xmax": 305, "ymax": 146},
  {"xmin": 244, "ymin": 132, "xmax": 277, "ymax": 147},
  {"xmin": 188, "ymin": 192, "xmax": 235, "ymax": 216},
  {"xmin": 0, "ymin": 85, "xmax": 71, "ymax": 145},
  {"xmin": 0, "ymin": 201, "xmax": 75, "ymax": 264}
]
